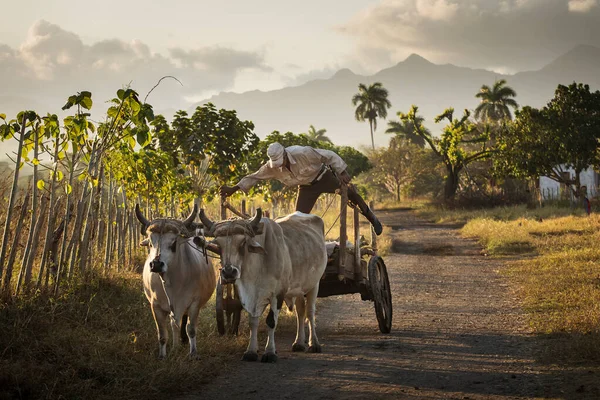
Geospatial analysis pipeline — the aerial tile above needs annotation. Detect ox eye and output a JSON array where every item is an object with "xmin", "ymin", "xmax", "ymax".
[
  {"xmin": 239, "ymin": 240, "xmax": 246, "ymax": 254},
  {"xmin": 170, "ymin": 241, "xmax": 177, "ymax": 252}
]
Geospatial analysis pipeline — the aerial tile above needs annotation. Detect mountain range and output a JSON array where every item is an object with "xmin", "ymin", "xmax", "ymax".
[{"xmin": 193, "ymin": 44, "xmax": 600, "ymax": 148}]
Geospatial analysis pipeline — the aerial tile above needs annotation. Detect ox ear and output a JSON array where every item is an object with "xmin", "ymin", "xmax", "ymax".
[
  {"xmin": 247, "ymin": 239, "xmax": 267, "ymax": 255},
  {"xmin": 139, "ymin": 238, "xmax": 150, "ymax": 247},
  {"xmin": 253, "ymin": 222, "xmax": 264, "ymax": 235}
]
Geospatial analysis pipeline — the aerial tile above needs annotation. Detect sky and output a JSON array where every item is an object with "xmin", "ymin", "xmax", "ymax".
[{"xmin": 1, "ymin": 0, "xmax": 600, "ymax": 146}]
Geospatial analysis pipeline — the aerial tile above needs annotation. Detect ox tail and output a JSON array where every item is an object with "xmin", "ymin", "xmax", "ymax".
[{"xmin": 180, "ymin": 314, "xmax": 189, "ymax": 344}]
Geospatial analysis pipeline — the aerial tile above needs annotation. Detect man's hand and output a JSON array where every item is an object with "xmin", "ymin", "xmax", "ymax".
[
  {"xmin": 219, "ymin": 185, "xmax": 239, "ymax": 197},
  {"xmin": 339, "ymin": 170, "xmax": 352, "ymax": 185}
]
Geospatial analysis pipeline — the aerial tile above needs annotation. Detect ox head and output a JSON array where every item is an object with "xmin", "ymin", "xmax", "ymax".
[
  {"xmin": 198, "ymin": 208, "xmax": 265, "ymax": 283},
  {"xmin": 135, "ymin": 204, "xmax": 198, "ymax": 275}
]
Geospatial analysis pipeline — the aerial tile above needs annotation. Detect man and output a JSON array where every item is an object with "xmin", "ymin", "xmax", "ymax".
[{"xmin": 220, "ymin": 142, "xmax": 383, "ymax": 235}]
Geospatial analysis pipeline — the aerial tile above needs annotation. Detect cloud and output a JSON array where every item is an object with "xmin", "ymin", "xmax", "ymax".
[
  {"xmin": 0, "ymin": 20, "xmax": 269, "ymax": 118},
  {"xmin": 339, "ymin": 0, "xmax": 600, "ymax": 72},
  {"xmin": 415, "ymin": 0, "xmax": 459, "ymax": 21},
  {"xmin": 569, "ymin": 0, "xmax": 597, "ymax": 12}
]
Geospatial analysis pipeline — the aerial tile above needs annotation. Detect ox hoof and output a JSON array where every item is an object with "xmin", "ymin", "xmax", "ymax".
[
  {"xmin": 261, "ymin": 352, "xmax": 278, "ymax": 363},
  {"xmin": 188, "ymin": 352, "xmax": 200, "ymax": 361},
  {"xmin": 307, "ymin": 344, "xmax": 322, "ymax": 353},
  {"xmin": 242, "ymin": 351, "xmax": 259, "ymax": 362},
  {"xmin": 292, "ymin": 343, "xmax": 306, "ymax": 352}
]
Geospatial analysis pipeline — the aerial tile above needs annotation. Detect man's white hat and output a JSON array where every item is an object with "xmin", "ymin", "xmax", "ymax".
[{"xmin": 267, "ymin": 142, "xmax": 285, "ymax": 168}]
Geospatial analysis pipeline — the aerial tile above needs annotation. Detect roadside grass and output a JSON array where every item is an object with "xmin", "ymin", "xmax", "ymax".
[
  {"xmin": 433, "ymin": 206, "xmax": 600, "ymax": 361},
  {"xmin": 417, "ymin": 203, "xmax": 586, "ymax": 225},
  {"xmin": 0, "ymin": 269, "xmax": 299, "ymax": 400}
]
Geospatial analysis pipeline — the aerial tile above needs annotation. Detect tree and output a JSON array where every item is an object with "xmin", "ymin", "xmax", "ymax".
[
  {"xmin": 496, "ymin": 82, "xmax": 600, "ymax": 198},
  {"xmin": 165, "ymin": 104, "xmax": 259, "ymax": 199},
  {"xmin": 385, "ymin": 115, "xmax": 427, "ymax": 148},
  {"xmin": 304, "ymin": 125, "xmax": 332, "ymax": 144},
  {"xmin": 368, "ymin": 141, "xmax": 421, "ymax": 201},
  {"xmin": 400, "ymin": 106, "xmax": 493, "ymax": 201},
  {"xmin": 352, "ymin": 82, "xmax": 391, "ymax": 150},
  {"xmin": 474, "ymin": 79, "xmax": 518, "ymax": 122}
]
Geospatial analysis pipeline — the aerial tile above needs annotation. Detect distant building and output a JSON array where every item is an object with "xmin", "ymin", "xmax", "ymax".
[{"xmin": 539, "ymin": 166, "xmax": 599, "ymax": 200}]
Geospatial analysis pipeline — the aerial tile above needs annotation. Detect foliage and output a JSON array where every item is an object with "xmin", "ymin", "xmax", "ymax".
[
  {"xmin": 106, "ymin": 146, "xmax": 194, "ymax": 205},
  {"xmin": 385, "ymin": 116, "xmax": 427, "ymax": 148},
  {"xmin": 400, "ymin": 105, "xmax": 493, "ymax": 201},
  {"xmin": 474, "ymin": 79, "xmax": 518, "ymax": 122},
  {"xmin": 366, "ymin": 141, "xmax": 436, "ymax": 201},
  {"xmin": 185, "ymin": 103, "xmax": 259, "ymax": 187},
  {"xmin": 352, "ymin": 82, "xmax": 391, "ymax": 150},
  {"xmin": 304, "ymin": 125, "xmax": 332, "ymax": 143},
  {"xmin": 496, "ymin": 83, "xmax": 600, "ymax": 197}
]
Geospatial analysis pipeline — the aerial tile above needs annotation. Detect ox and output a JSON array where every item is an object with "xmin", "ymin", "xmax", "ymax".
[
  {"xmin": 198, "ymin": 208, "xmax": 327, "ymax": 363},
  {"xmin": 135, "ymin": 204, "xmax": 216, "ymax": 359}
]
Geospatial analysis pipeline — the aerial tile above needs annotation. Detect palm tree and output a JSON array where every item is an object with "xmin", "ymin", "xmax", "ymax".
[
  {"xmin": 305, "ymin": 125, "xmax": 332, "ymax": 144},
  {"xmin": 385, "ymin": 115, "xmax": 427, "ymax": 148},
  {"xmin": 352, "ymin": 82, "xmax": 391, "ymax": 150},
  {"xmin": 474, "ymin": 79, "xmax": 518, "ymax": 122}
]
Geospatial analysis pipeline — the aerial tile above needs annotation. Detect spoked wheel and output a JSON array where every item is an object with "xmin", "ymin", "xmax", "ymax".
[
  {"xmin": 368, "ymin": 256, "xmax": 393, "ymax": 333},
  {"xmin": 216, "ymin": 280, "xmax": 242, "ymax": 336}
]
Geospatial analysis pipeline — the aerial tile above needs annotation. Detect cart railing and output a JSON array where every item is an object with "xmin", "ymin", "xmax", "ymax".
[{"xmin": 336, "ymin": 184, "xmax": 377, "ymax": 283}]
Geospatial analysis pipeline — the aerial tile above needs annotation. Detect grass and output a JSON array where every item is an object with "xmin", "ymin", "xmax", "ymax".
[
  {"xmin": 432, "ymin": 205, "xmax": 600, "ymax": 361},
  {"xmin": 416, "ymin": 203, "xmax": 587, "ymax": 225},
  {"xmin": 0, "ymin": 270, "xmax": 299, "ymax": 400}
]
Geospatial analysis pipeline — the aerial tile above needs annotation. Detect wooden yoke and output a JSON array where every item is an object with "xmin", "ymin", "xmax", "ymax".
[{"xmin": 337, "ymin": 184, "xmax": 348, "ymax": 280}]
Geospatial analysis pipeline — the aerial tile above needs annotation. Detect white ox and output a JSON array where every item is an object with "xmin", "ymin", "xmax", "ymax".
[
  {"xmin": 198, "ymin": 209, "xmax": 327, "ymax": 363},
  {"xmin": 135, "ymin": 204, "xmax": 216, "ymax": 359}
]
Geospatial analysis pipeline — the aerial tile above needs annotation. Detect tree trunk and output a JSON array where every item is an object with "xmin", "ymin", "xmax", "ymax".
[
  {"xmin": 104, "ymin": 176, "xmax": 114, "ymax": 269},
  {"xmin": 369, "ymin": 119, "xmax": 375, "ymax": 150},
  {"xmin": 2, "ymin": 190, "xmax": 31, "ymax": 294},
  {"xmin": 37, "ymin": 133, "xmax": 63, "ymax": 289},
  {"xmin": 0, "ymin": 115, "xmax": 27, "ymax": 282},
  {"xmin": 444, "ymin": 166, "xmax": 460, "ymax": 202},
  {"xmin": 19, "ymin": 194, "xmax": 48, "ymax": 293},
  {"xmin": 16, "ymin": 127, "xmax": 40, "ymax": 294},
  {"xmin": 66, "ymin": 199, "xmax": 86, "ymax": 278}
]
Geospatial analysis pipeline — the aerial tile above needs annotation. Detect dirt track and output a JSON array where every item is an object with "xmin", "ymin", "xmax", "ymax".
[{"xmin": 181, "ymin": 209, "xmax": 599, "ymax": 400}]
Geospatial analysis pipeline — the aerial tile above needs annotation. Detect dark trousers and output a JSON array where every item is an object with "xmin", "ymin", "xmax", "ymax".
[{"xmin": 295, "ymin": 170, "xmax": 371, "ymax": 215}]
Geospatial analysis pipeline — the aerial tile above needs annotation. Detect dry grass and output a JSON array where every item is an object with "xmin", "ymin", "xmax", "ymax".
[
  {"xmin": 449, "ymin": 208, "xmax": 600, "ymax": 360},
  {"xmin": 417, "ymin": 203, "xmax": 586, "ymax": 225},
  {"xmin": 0, "ymin": 270, "xmax": 296, "ymax": 400}
]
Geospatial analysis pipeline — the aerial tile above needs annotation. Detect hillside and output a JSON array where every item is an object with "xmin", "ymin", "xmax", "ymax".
[{"xmin": 194, "ymin": 45, "xmax": 600, "ymax": 148}]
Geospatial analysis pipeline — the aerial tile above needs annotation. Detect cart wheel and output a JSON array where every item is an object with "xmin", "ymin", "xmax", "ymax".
[
  {"xmin": 216, "ymin": 281, "xmax": 225, "ymax": 335},
  {"xmin": 368, "ymin": 256, "xmax": 392, "ymax": 333}
]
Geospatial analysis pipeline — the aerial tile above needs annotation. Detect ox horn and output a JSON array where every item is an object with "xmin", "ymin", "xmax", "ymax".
[
  {"xmin": 182, "ymin": 204, "xmax": 198, "ymax": 228},
  {"xmin": 199, "ymin": 209, "xmax": 214, "ymax": 232},
  {"xmin": 135, "ymin": 204, "xmax": 150, "ymax": 227},
  {"xmin": 250, "ymin": 208, "xmax": 262, "ymax": 233}
]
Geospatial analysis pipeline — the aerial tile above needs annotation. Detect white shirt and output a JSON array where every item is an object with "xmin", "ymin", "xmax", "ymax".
[{"xmin": 236, "ymin": 145, "xmax": 347, "ymax": 193}]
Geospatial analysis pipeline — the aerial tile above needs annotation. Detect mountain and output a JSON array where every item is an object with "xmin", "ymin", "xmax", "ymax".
[{"xmin": 193, "ymin": 45, "xmax": 600, "ymax": 148}]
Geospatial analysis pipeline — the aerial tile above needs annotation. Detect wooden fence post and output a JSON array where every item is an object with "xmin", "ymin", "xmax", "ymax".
[{"xmin": 338, "ymin": 185, "xmax": 348, "ymax": 280}]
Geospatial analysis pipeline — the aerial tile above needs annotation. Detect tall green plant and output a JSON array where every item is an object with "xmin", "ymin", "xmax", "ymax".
[{"xmin": 352, "ymin": 82, "xmax": 391, "ymax": 150}]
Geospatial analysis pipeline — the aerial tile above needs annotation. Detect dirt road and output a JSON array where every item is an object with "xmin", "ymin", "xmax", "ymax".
[{"xmin": 181, "ymin": 209, "xmax": 599, "ymax": 400}]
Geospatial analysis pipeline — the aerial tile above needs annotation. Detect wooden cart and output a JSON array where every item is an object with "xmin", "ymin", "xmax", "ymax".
[{"xmin": 214, "ymin": 186, "xmax": 393, "ymax": 335}]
